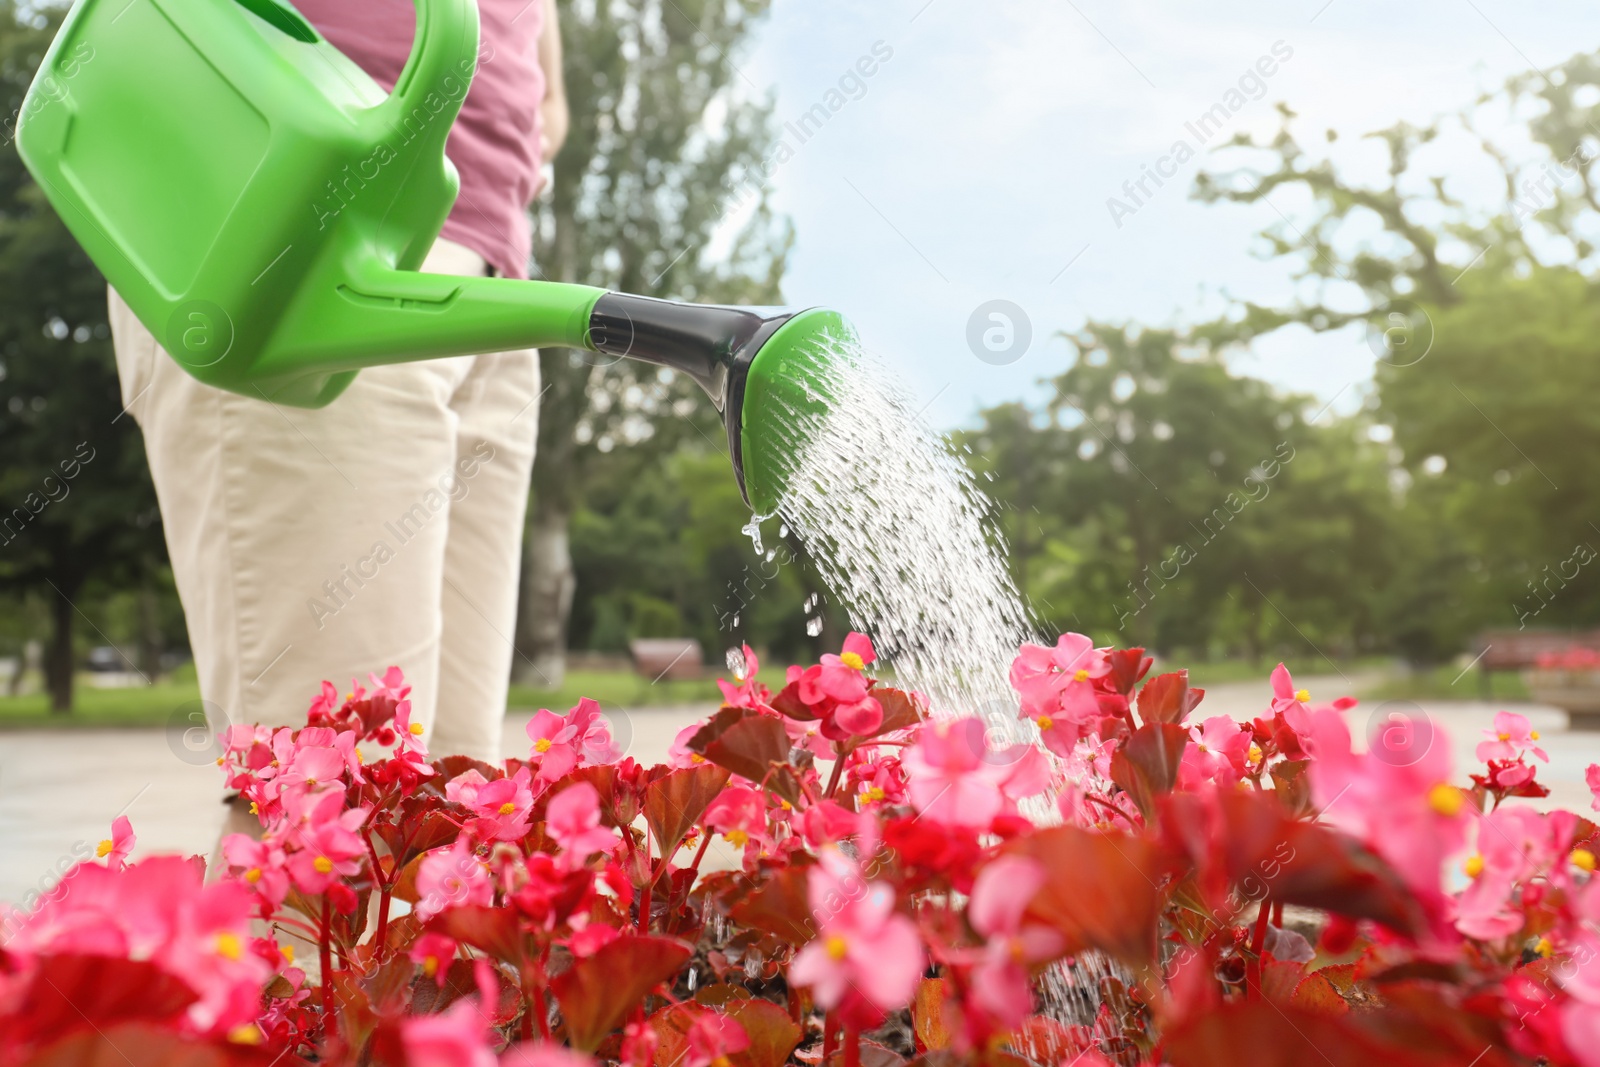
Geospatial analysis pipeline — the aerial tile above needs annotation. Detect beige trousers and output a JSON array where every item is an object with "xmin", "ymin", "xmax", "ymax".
[{"xmin": 108, "ymin": 239, "xmax": 537, "ymax": 762}]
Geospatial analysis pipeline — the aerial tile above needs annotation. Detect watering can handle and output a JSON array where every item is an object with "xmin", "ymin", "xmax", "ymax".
[{"xmin": 370, "ymin": 0, "xmax": 482, "ymax": 144}]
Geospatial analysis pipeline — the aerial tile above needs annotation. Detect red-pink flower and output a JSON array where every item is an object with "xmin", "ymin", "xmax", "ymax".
[
  {"xmin": 546, "ymin": 783, "xmax": 618, "ymax": 868},
  {"xmin": 1178, "ymin": 716, "xmax": 1253, "ymax": 788},
  {"xmin": 450, "ymin": 767, "xmax": 536, "ymax": 842},
  {"xmin": 95, "ymin": 815, "xmax": 135, "ymax": 871},
  {"xmin": 789, "ymin": 850, "xmax": 924, "ymax": 1020},
  {"xmin": 1306, "ymin": 707, "xmax": 1468, "ymax": 902},
  {"xmin": 567, "ymin": 697, "xmax": 623, "ymax": 765},
  {"xmin": 526, "ymin": 708, "xmax": 581, "ymax": 781},
  {"xmin": 410, "ymin": 932, "xmax": 458, "ymax": 986},
  {"xmin": 502, "ymin": 1043, "xmax": 598, "ymax": 1067},
  {"xmin": 964, "ymin": 855, "xmax": 1064, "ymax": 1032},
  {"xmin": 1009, "ymin": 632, "xmax": 1108, "ymax": 722},
  {"xmin": 703, "ymin": 785, "xmax": 769, "ymax": 851},
  {"xmin": 1476, "ymin": 711, "xmax": 1549, "ymax": 764},
  {"xmin": 7, "ymin": 855, "xmax": 270, "ymax": 1034},
  {"xmin": 281, "ymin": 788, "xmax": 369, "ymax": 895},
  {"xmin": 667, "ymin": 720, "xmax": 712, "ymax": 769},
  {"xmin": 717, "ymin": 643, "xmax": 768, "ymax": 709},
  {"xmin": 794, "ymin": 633, "xmax": 885, "ymax": 738},
  {"xmin": 402, "ymin": 998, "xmax": 497, "ymax": 1067},
  {"xmin": 684, "ymin": 1010, "xmax": 750, "ymax": 1067},
  {"xmin": 902, "ymin": 718, "xmax": 1048, "ymax": 830},
  {"xmin": 1589, "ymin": 763, "xmax": 1600, "ymax": 812},
  {"xmin": 416, "ymin": 840, "xmax": 494, "ymax": 921},
  {"xmin": 222, "ymin": 834, "xmax": 291, "ymax": 907}
]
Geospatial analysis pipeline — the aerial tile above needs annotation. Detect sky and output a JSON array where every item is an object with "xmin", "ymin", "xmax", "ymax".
[{"xmin": 722, "ymin": 0, "xmax": 1600, "ymax": 429}]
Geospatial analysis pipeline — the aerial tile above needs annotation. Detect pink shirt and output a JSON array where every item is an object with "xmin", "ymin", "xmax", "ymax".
[{"xmin": 292, "ymin": 0, "xmax": 546, "ymax": 279}]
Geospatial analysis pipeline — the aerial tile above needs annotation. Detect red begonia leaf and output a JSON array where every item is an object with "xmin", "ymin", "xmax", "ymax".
[{"xmin": 552, "ymin": 933, "xmax": 692, "ymax": 1051}]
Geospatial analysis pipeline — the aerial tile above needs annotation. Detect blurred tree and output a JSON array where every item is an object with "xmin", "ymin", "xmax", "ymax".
[
  {"xmin": 964, "ymin": 324, "xmax": 1405, "ymax": 664},
  {"xmin": 515, "ymin": 0, "xmax": 790, "ymax": 686},
  {"xmin": 0, "ymin": 1, "xmax": 164, "ymax": 711},
  {"xmin": 1188, "ymin": 48, "xmax": 1600, "ymax": 655}
]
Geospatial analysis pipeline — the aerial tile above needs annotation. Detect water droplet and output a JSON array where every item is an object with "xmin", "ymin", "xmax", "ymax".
[
  {"xmin": 740, "ymin": 519, "xmax": 763, "ymax": 555},
  {"xmin": 725, "ymin": 646, "xmax": 747, "ymax": 679},
  {"xmin": 731, "ymin": 613, "xmax": 740, "ymax": 627},
  {"xmin": 805, "ymin": 617, "xmax": 824, "ymax": 636},
  {"xmin": 764, "ymin": 549, "xmax": 775, "ymax": 562},
  {"xmin": 778, "ymin": 523, "xmax": 789, "ymax": 538}
]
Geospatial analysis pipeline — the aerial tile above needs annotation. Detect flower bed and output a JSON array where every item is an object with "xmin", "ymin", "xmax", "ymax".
[{"xmin": 2, "ymin": 634, "xmax": 1598, "ymax": 1067}]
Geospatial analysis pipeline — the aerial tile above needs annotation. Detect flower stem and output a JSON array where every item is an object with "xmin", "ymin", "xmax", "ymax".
[
  {"xmin": 823, "ymin": 752, "xmax": 848, "ymax": 799},
  {"xmin": 319, "ymin": 897, "xmax": 334, "ymax": 1024},
  {"xmin": 822, "ymin": 1010, "xmax": 838, "ymax": 1060},
  {"xmin": 843, "ymin": 1023, "xmax": 861, "ymax": 1067},
  {"xmin": 1246, "ymin": 896, "xmax": 1271, "ymax": 1000}
]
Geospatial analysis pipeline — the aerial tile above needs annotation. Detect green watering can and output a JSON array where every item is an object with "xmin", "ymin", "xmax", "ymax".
[{"xmin": 15, "ymin": 0, "xmax": 847, "ymax": 513}]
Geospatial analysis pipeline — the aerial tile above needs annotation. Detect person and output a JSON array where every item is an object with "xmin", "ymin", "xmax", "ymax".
[{"xmin": 106, "ymin": 0, "xmax": 568, "ymax": 764}]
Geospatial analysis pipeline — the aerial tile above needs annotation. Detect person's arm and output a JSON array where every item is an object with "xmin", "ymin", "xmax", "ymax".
[{"xmin": 538, "ymin": 0, "xmax": 568, "ymax": 162}]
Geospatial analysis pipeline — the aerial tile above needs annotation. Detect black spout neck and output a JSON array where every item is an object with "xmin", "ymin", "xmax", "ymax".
[{"xmin": 587, "ymin": 293, "xmax": 794, "ymax": 411}]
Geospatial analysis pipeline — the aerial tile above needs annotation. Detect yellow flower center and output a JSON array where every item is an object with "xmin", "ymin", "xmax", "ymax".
[
  {"xmin": 216, "ymin": 757, "xmax": 225, "ymax": 767},
  {"xmin": 1463, "ymin": 854, "xmax": 1484, "ymax": 878},
  {"xmin": 725, "ymin": 829, "xmax": 750, "ymax": 848},
  {"xmin": 1498, "ymin": 731, "xmax": 1510, "ymax": 742},
  {"xmin": 1294, "ymin": 689, "xmax": 1310, "ymax": 703},
  {"xmin": 840, "ymin": 651, "xmax": 866, "ymax": 671},
  {"xmin": 690, "ymin": 753, "xmax": 706, "ymax": 764},
  {"xmin": 499, "ymin": 802, "xmax": 517, "ymax": 816},
  {"xmin": 534, "ymin": 738, "xmax": 553, "ymax": 753},
  {"xmin": 215, "ymin": 932, "xmax": 242, "ymax": 960},
  {"xmin": 245, "ymin": 867, "xmax": 263, "ymax": 884},
  {"xmin": 1035, "ymin": 715, "xmax": 1053, "ymax": 730},
  {"xmin": 1247, "ymin": 744, "xmax": 1263, "ymax": 764},
  {"xmin": 1536, "ymin": 937, "xmax": 1554, "ymax": 958},
  {"xmin": 1073, "ymin": 669, "xmax": 1090, "ymax": 682},
  {"xmin": 423, "ymin": 955, "xmax": 440, "ymax": 978},
  {"xmin": 356, "ymin": 748, "xmax": 364, "ymax": 764},
  {"xmin": 1573, "ymin": 849, "xmax": 1596, "ymax": 872},
  {"xmin": 862, "ymin": 786, "xmax": 887, "ymax": 803},
  {"xmin": 313, "ymin": 856, "xmax": 334, "ymax": 874},
  {"xmin": 227, "ymin": 1024, "xmax": 262, "ymax": 1045},
  {"xmin": 826, "ymin": 934, "xmax": 849, "ymax": 961},
  {"xmin": 249, "ymin": 802, "xmax": 260, "ymax": 816},
  {"xmin": 1428, "ymin": 783, "xmax": 1464, "ymax": 817},
  {"xmin": 96, "ymin": 839, "xmax": 114, "ymax": 858},
  {"xmin": 1531, "ymin": 730, "xmax": 1541, "ymax": 741},
  {"xmin": 280, "ymin": 944, "xmax": 294, "ymax": 963},
  {"xmin": 409, "ymin": 722, "xmax": 424, "ymax": 736}
]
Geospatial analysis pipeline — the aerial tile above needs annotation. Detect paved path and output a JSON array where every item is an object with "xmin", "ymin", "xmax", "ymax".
[{"xmin": 3, "ymin": 677, "xmax": 1597, "ymax": 908}]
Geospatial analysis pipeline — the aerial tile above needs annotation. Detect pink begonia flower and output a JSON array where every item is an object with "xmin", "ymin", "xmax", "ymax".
[
  {"xmin": 546, "ymin": 782, "xmax": 619, "ymax": 868},
  {"xmin": 789, "ymin": 849, "xmax": 924, "ymax": 1015},
  {"xmin": 410, "ymin": 932, "xmax": 458, "ymax": 986},
  {"xmin": 685, "ymin": 1010, "xmax": 751, "ymax": 1067},
  {"xmin": 1589, "ymin": 763, "xmax": 1600, "ymax": 812},
  {"xmin": 718, "ymin": 643, "xmax": 766, "ymax": 709},
  {"xmin": 1306, "ymin": 707, "xmax": 1468, "ymax": 901},
  {"xmin": 965, "ymin": 855, "xmax": 1064, "ymax": 1031},
  {"xmin": 1476, "ymin": 711, "xmax": 1549, "ymax": 764},
  {"xmin": 902, "ymin": 718, "xmax": 1049, "ymax": 830},
  {"xmin": 795, "ymin": 634, "xmax": 884, "ymax": 738},
  {"xmin": 281, "ymin": 787, "xmax": 370, "ymax": 895},
  {"xmin": 502, "ymin": 1043, "xmax": 598, "ymax": 1067},
  {"xmin": 8, "ymin": 855, "xmax": 270, "ymax": 1035},
  {"xmin": 566, "ymin": 920, "xmax": 621, "ymax": 958},
  {"xmin": 403, "ymin": 999, "xmax": 498, "ymax": 1067},
  {"xmin": 1178, "ymin": 716, "xmax": 1253, "ymax": 788},
  {"xmin": 416, "ymin": 840, "xmax": 494, "ymax": 921},
  {"xmin": 95, "ymin": 815, "xmax": 135, "ymax": 870},
  {"xmin": 1454, "ymin": 806, "xmax": 1578, "ymax": 940},
  {"xmin": 667, "ymin": 719, "xmax": 714, "ymax": 769},
  {"xmin": 222, "ymin": 834, "xmax": 291, "ymax": 907},
  {"xmin": 526, "ymin": 708, "xmax": 581, "ymax": 781},
  {"xmin": 1009, "ymin": 632, "xmax": 1109, "ymax": 723},
  {"xmin": 459, "ymin": 767, "xmax": 536, "ymax": 842},
  {"xmin": 703, "ymin": 785, "xmax": 769, "ymax": 850},
  {"xmin": 849, "ymin": 750, "xmax": 908, "ymax": 809},
  {"xmin": 567, "ymin": 697, "xmax": 624, "ymax": 765},
  {"xmin": 272, "ymin": 740, "xmax": 346, "ymax": 804}
]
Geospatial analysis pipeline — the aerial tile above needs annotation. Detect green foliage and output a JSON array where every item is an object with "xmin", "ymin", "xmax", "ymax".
[{"xmin": 0, "ymin": 1, "xmax": 166, "ymax": 708}]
